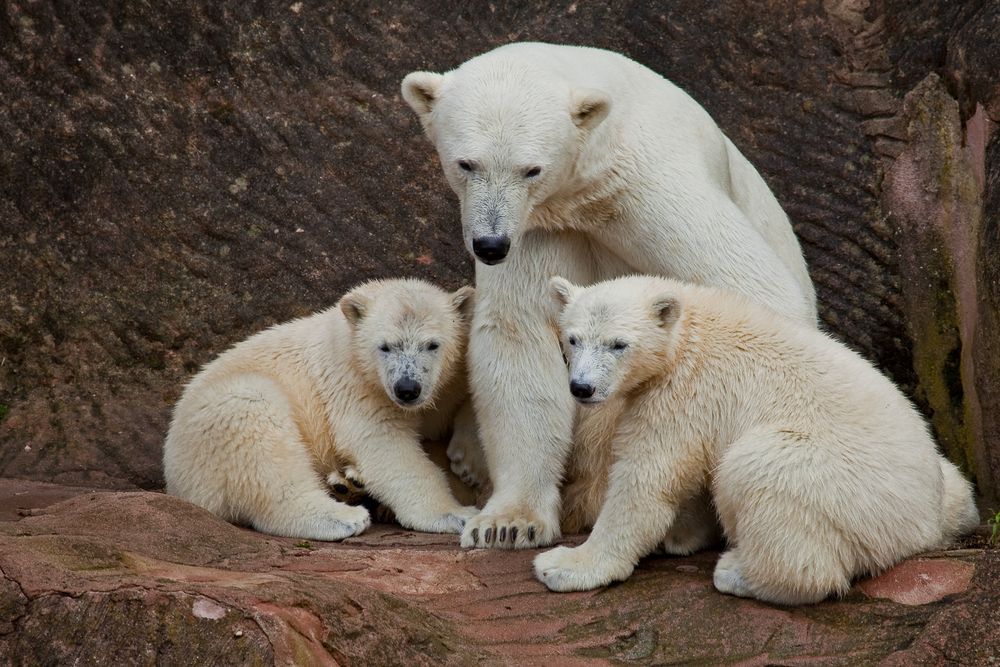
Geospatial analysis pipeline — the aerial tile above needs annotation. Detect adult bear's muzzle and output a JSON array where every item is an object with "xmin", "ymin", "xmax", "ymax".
[{"xmin": 472, "ymin": 235, "xmax": 511, "ymax": 265}]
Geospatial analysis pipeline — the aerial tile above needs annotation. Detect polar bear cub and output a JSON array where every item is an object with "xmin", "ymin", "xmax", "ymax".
[
  {"xmin": 534, "ymin": 275, "xmax": 979, "ymax": 605},
  {"xmin": 163, "ymin": 279, "xmax": 479, "ymax": 541}
]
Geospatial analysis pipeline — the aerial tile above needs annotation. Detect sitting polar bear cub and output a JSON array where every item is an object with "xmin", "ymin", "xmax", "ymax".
[
  {"xmin": 163, "ymin": 279, "xmax": 479, "ymax": 541},
  {"xmin": 535, "ymin": 275, "xmax": 979, "ymax": 605}
]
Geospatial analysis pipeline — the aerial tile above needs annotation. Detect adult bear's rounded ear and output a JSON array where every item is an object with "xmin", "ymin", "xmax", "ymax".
[
  {"xmin": 549, "ymin": 276, "xmax": 580, "ymax": 313},
  {"xmin": 651, "ymin": 294, "xmax": 681, "ymax": 330},
  {"xmin": 340, "ymin": 290, "xmax": 370, "ymax": 327},
  {"xmin": 451, "ymin": 285, "xmax": 475, "ymax": 319},
  {"xmin": 401, "ymin": 71, "xmax": 444, "ymax": 117},
  {"xmin": 570, "ymin": 88, "xmax": 611, "ymax": 130}
]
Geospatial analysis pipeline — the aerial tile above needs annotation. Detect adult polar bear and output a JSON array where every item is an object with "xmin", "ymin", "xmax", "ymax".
[{"xmin": 402, "ymin": 42, "xmax": 817, "ymax": 549}]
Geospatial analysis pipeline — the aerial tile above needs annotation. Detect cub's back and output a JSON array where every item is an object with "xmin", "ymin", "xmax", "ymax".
[{"xmin": 687, "ymin": 283, "xmax": 931, "ymax": 449}]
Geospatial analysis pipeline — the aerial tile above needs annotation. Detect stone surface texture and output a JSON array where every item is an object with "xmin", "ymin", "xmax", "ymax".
[{"xmin": 0, "ymin": 480, "xmax": 996, "ymax": 665}]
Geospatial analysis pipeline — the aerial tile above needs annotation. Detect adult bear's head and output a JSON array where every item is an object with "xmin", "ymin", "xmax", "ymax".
[{"xmin": 402, "ymin": 48, "xmax": 610, "ymax": 266}]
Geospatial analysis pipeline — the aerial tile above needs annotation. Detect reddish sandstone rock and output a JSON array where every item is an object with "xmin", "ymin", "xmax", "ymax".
[
  {"xmin": 859, "ymin": 558, "xmax": 975, "ymax": 606},
  {"xmin": 0, "ymin": 480, "xmax": 996, "ymax": 664}
]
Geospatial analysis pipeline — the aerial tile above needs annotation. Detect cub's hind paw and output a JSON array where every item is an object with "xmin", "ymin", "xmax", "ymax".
[
  {"xmin": 713, "ymin": 551, "xmax": 753, "ymax": 598},
  {"xmin": 326, "ymin": 468, "xmax": 367, "ymax": 504},
  {"xmin": 446, "ymin": 436, "xmax": 489, "ymax": 490}
]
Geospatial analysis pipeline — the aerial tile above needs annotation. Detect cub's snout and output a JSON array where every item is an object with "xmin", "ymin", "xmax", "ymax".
[
  {"xmin": 393, "ymin": 377, "xmax": 423, "ymax": 405},
  {"xmin": 570, "ymin": 380, "xmax": 596, "ymax": 401}
]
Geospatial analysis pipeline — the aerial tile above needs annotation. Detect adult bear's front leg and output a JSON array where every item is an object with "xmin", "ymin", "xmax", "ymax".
[{"xmin": 461, "ymin": 230, "xmax": 595, "ymax": 549}]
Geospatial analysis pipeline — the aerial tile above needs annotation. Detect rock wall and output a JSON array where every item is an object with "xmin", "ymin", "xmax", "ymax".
[{"xmin": 1, "ymin": 1, "xmax": 997, "ymax": 501}]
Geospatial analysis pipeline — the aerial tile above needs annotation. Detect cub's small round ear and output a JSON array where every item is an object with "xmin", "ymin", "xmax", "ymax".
[
  {"xmin": 652, "ymin": 294, "xmax": 681, "ymax": 329},
  {"xmin": 570, "ymin": 88, "xmax": 611, "ymax": 130},
  {"xmin": 451, "ymin": 285, "xmax": 475, "ymax": 318},
  {"xmin": 401, "ymin": 71, "xmax": 444, "ymax": 117},
  {"xmin": 549, "ymin": 276, "xmax": 580, "ymax": 312},
  {"xmin": 340, "ymin": 292, "xmax": 369, "ymax": 326}
]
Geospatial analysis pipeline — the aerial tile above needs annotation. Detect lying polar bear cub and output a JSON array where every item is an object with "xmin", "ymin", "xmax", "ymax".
[
  {"xmin": 164, "ymin": 279, "xmax": 479, "ymax": 541},
  {"xmin": 535, "ymin": 275, "xmax": 979, "ymax": 605}
]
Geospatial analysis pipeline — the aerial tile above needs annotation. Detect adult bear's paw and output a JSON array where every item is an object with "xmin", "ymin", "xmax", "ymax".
[{"xmin": 460, "ymin": 508, "xmax": 558, "ymax": 549}]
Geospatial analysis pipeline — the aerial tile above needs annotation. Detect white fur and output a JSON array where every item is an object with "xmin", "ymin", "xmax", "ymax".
[
  {"xmin": 402, "ymin": 43, "xmax": 818, "ymax": 549},
  {"xmin": 163, "ymin": 279, "xmax": 479, "ymax": 541},
  {"xmin": 533, "ymin": 276, "xmax": 980, "ymax": 604}
]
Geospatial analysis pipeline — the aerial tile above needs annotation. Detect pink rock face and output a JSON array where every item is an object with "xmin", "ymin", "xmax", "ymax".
[
  {"xmin": 0, "ymin": 480, "xmax": 997, "ymax": 664},
  {"xmin": 859, "ymin": 559, "xmax": 976, "ymax": 605}
]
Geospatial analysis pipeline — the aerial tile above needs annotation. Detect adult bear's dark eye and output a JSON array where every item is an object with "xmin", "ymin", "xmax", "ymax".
[
  {"xmin": 458, "ymin": 160, "xmax": 474, "ymax": 172},
  {"xmin": 379, "ymin": 343, "xmax": 390, "ymax": 352},
  {"xmin": 568, "ymin": 336, "xmax": 578, "ymax": 347},
  {"xmin": 612, "ymin": 340, "xmax": 628, "ymax": 351},
  {"xmin": 426, "ymin": 341, "xmax": 440, "ymax": 351},
  {"xmin": 525, "ymin": 166, "xmax": 542, "ymax": 178}
]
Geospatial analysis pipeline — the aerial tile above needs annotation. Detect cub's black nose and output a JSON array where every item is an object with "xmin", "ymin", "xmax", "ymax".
[
  {"xmin": 472, "ymin": 235, "xmax": 511, "ymax": 265},
  {"xmin": 570, "ymin": 380, "xmax": 595, "ymax": 399},
  {"xmin": 394, "ymin": 378, "xmax": 422, "ymax": 404}
]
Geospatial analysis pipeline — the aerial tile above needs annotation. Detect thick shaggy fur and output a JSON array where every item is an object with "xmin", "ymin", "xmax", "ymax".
[
  {"xmin": 163, "ymin": 279, "xmax": 479, "ymax": 541},
  {"xmin": 402, "ymin": 42, "xmax": 817, "ymax": 549},
  {"xmin": 534, "ymin": 276, "xmax": 979, "ymax": 604}
]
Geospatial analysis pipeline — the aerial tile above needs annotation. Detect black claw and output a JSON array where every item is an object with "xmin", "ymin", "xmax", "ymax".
[
  {"xmin": 510, "ymin": 527, "xmax": 518, "ymax": 543},
  {"xmin": 484, "ymin": 527, "xmax": 493, "ymax": 544},
  {"xmin": 527, "ymin": 526, "xmax": 536, "ymax": 542},
  {"xmin": 351, "ymin": 479, "xmax": 365, "ymax": 489},
  {"xmin": 499, "ymin": 527, "xmax": 507, "ymax": 543},
  {"xmin": 470, "ymin": 528, "xmax": 479, "ymax": 544},
  {"xmin": 332, "ymin": 484, "xmax": 349, "ymax": 495}
]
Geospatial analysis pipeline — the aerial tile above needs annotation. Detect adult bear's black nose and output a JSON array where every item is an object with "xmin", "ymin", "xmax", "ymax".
[
  {"xmin": 472, "ymin": 235, "xmax": 511, "ymax": 265},
  {"xmin": 394, "ymin": 378, "xmax": 422, "ymax": 404},
  {"xmin": 570, "ymin": 380, "xmax": 595, "ymax": 399}
]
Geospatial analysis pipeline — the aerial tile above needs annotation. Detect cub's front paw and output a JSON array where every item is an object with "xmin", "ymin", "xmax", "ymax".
[
  {"xmin": 533, "ymin": 545, "xmax": 629, "ymax": 592},
  {"xmin": 402, "ymin": 506, "xmax": 479, "ymax": 534},
  {"xmin": 460, "ymin": 509, "xmax": 558, "ymax": 550},
  {"xmin": 315, "ymin": 504, "xmax": 371, "ymax": 541},
  {"xmin": 453, "ymin": 505, "xmax": 480, "ymax": 522},
  {"xmin": 430, "ymin": 505, "xmax": 480, "ymax": 534}
]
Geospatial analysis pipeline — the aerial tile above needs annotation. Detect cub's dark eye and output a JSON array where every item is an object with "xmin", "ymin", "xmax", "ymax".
[
  {"xmin": 378, "ymin": 343, "xmax": 390, "ymax": 352},
  {"xmin": 612, "ymin": 340, "xmax": 628, "ymax": 351},
  {"xmin": 458, "ymin": 160, "xmax": 474, "ymax": 172},
  {"xmin": 525, "ymin": 166, "xmax": 542, "ymax": 178},
  {"xmin": 568, "ymin": 336, "xmax": 578, "ymax": 347},
  {"xmin": 426, "ymin": 341, "xmax": 440, "ymax": 351}
]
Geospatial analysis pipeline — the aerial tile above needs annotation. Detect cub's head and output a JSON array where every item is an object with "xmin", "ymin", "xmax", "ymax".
[
  {"xmin": 340, "ymin": 280, "xmax": 474, "ymax": 410},
  {"xmin": 402, "ymin": 55, "xmax": 610, "ymax": 266},
  {"xmin": 549, "ymin": 276, "xmax": 682, "ymax": 405}
]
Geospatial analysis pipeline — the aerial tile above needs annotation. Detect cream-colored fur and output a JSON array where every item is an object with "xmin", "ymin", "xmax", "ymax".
[
  {"xmin": 402, "ymin": 42, "xmax": 818, "ymax": 549},
  {"xmin": 534, "ymin": 275, "xmax": 980, "ymax": 604},
  {"xmin": 163, "ymin": 279, "xmax": 479, "ymax": 541}
]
